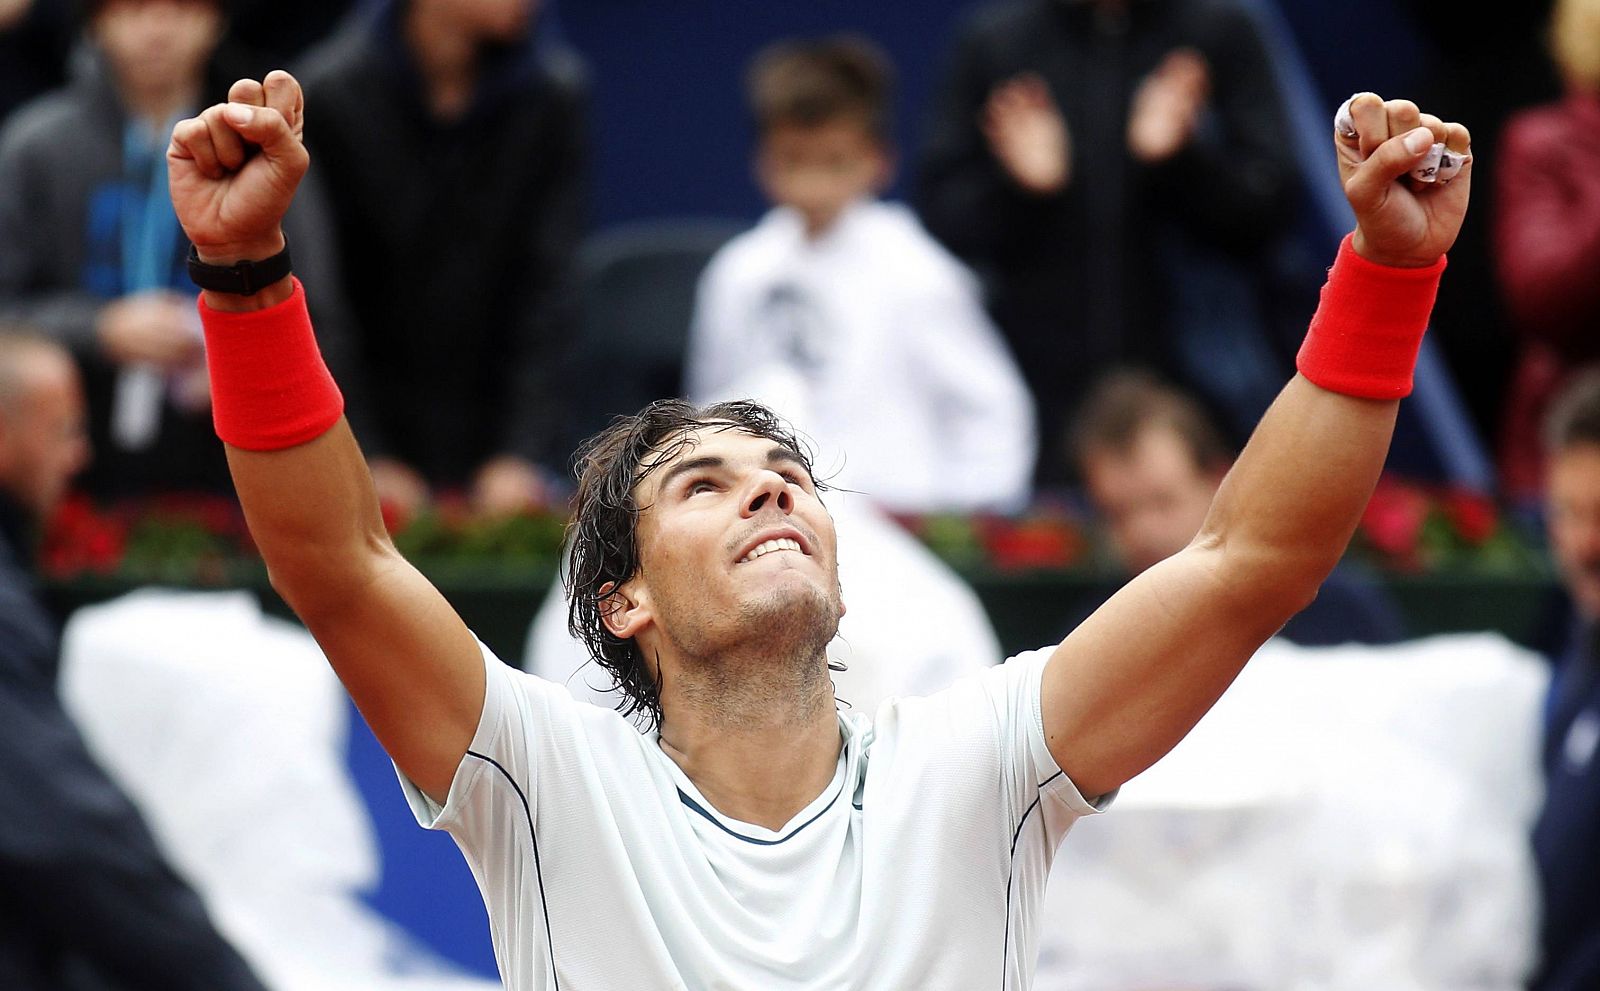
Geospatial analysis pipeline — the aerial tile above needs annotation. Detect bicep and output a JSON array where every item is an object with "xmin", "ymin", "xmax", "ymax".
[
  {"xmin": 226, "ymin": 426, "xmax": 485, "ymax": 803},
  {"xmin": 1040, "ymin": 543, "xmax": 1284, "ymax": 799}
]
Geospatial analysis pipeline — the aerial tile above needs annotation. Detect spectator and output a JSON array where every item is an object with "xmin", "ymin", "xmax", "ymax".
[
  {"xmin": 916, "ymin": 0, "xmax": 1300, "ymax": 486},
  {"xmin": 0, "ymin": 330, "xmax": 266, "ymax": 991},
  {"xmin": 1531, "ymin": 371, "xmax": 1600, "ymax": 991},
  {"xmin": 1071, "ymin": 369, "xmax": 1404, "ymax": 646},
  {"xmin": 687, "ymin": 35, "xmax": 1034, "ymax": 513},
  {"xmin": 0, "ymin": 0, "xmax": 354, "ymax": 497},
  {"xmin": 0, "ymin": 0, "xmax": 71, "ymax": 128},
  {"xmin": 1493, "ymin": 0, "xmax": 1600, "ymax": 504},
  {"xmin": 297, "ymin": 0, "xmax": 586, "ymax": 518}
]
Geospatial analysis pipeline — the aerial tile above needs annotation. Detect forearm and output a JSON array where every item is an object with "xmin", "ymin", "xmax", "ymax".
[
  {"xmin": 1201, "ymin": 236, "xmax": 1443, "ymax": 602},
  {"xmin": 200, "ymin": 268, "xmax": 388, "ymax": 613},
  {"xmin": 1202, "ymin": 375, "xmax": 1395, "ymax": 600},
  {"xmin": 224, "ymin": 422, "xmax": 392, "ymax": 615}
]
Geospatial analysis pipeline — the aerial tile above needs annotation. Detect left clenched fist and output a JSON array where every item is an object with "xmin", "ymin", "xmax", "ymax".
[
  {"xmin": 1335, "ymin": 92, "xmax": 1472, "ymax": 268},
  {"xmin": 168, "ymin": 70, "xmax": 307, "ymax": 266}
]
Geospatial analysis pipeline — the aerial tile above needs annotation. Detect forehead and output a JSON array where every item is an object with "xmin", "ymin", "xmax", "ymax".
[
  {"xmin": 636, "ymin": 424, "xmax": 802, "ymax": 493},
  {"xmin": 763, "ymin": 117, "xmax": 879, "ymax": 153},
  {"xmin": 1088, "ymin": 426, "xmax": 1201, "ymax": 493}
]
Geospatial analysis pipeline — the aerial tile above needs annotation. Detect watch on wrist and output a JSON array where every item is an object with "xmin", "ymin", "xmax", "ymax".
[{"xmin": 186, "ymin": 238, "xmax": 293, "ymax": 296}]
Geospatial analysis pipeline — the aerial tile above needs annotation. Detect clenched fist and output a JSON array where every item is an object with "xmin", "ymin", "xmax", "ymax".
[
  {"xmin": 1336, "ymin": 93, "xmax": 1472, "ymax": 268},
  {"xmin": 167, "ymin": 70, "xmax": 308, "ymax": 278}
]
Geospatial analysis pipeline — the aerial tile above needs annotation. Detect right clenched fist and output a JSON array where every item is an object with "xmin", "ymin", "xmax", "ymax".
[{"xmin": 167, "ymin": 70, "xmax": 308, "ymax": 266}]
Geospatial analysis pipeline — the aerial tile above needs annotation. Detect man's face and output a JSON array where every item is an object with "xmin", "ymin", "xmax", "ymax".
[
  {"xmin": 0, "ymin": 350, "xmax": 90, "ymax": 519},
  {"xmin": 1082, "ymin": 425, "xmax": 1220, "ymax": 574},
  {"xmin": 756, "ymin": 119, "xmax": 890, "ymax": 235},
  {"xmin": 612, "ymin": 426, "xmax": 844, "ymax": 665},
  {"xmin": 93, "ymin": 0, "xmax": 222, "ymax": 99},
  {"xmin": 1548, "ymin": 442, "xmax": 1600, "ymax": 620},
  {"xmin": 429, "ymin": 0, "xmax": 537, "ymax": 43}
]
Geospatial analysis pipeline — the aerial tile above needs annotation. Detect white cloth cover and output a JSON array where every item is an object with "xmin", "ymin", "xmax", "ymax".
[
  {"xmin": 1033, "ymin": 632, "xmax": 1547, "ymax": 991},
  {"xmin": 59, "ymin": 589, "xmax": 499, "ymax": 991}
]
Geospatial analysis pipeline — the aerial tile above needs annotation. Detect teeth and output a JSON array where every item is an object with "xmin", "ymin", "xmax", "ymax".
[{"xmin": 739, "ymin": 537, "xmax": 803, "ymax": 563}]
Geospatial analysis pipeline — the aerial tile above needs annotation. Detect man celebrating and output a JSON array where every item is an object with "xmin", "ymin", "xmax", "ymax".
[{"xmin": 168, "ymin": 72, "xmax": 1470, "ymax": 989}]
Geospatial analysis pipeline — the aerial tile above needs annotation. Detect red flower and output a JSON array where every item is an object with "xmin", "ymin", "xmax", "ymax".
[
  {"xmin": 1360, "ymin": 479, "xmax": 1430, "ymax": 565},
  {"xmin": 979, "ymin": 515, "xmax": 1084, "ymax": 572},
  {"xmin": 1440, "ymin": 489, "xmax": 1498, "ymax": 546}
]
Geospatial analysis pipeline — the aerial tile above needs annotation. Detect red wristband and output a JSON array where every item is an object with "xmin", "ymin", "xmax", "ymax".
[
  {"xmin": 1295, "ymin": 233, "xmax": 1446, "ymax": 400},
  {"xmin": 199, "ymin": 278, "xmax": 344, "ymax": 451}
]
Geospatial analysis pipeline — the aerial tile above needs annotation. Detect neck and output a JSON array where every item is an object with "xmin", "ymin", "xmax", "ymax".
[
  {"xmin": 657, "ymin": 643, "xmax": 841, "ymax": 831},
  {"xmin": 403, "ymin": 2, "xmax": 481, "ymax": 120},
  {"xmin": 119, "ymin": 76, "xmax": 199, "ymax": 129},
  {"xmin": 801, "ymin": 209, "xmax": 841, "ymax": 242}
]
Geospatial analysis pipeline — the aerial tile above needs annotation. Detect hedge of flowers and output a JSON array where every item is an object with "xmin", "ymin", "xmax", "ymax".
[{"xmin": 38, "ymin": 476, "xmax": 1547, "ymax": 585}]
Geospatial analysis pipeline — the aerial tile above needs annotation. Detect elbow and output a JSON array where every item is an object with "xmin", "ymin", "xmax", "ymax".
[
  {"xmin": 1199, "ymin": 531, "xmax": 1332, "ymax": 630},
  {"xmin": 265, "ymin": 529, "xmax": 394, "ymax": 627}
]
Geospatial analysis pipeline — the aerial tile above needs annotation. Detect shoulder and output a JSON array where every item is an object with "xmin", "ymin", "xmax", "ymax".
[
  {"xmin": 533, "ymin": 46, "xmax": 591, "ymax": 104},
  {"xmin": 702, "ymin": 210, "xmax": 795, "ymax": 282},
  {"xmin": 959, "ymin": 0, "xmax": 1050, "ymax": 44},
  {"xmin": 0, "ymin": 88, "xmax": 93, "ymax": 160},
  {"xmin": 1170, "ymin": 0, "xmax": 1262, "ymax": 38},
  {"xmin": 0, "ymin": 566, "xmax": 56, "ymax": 684},
  {"xmin": 876, "ymin": 649, "xmax": 1049, "ymax": 735},
  {"xmin": 857, "ymin": 202, "xmax": 980, "ymax": 295},
  {"xmin": 1503, "ymin": 100, "xmax": 1586, "ymax": 157},
  {"xmin": 295, "ymin": 19, "xmax": 387, "ymax": 103}
]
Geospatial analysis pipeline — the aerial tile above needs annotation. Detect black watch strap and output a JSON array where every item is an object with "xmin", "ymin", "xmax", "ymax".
[{"xmin": 186, "ymin": 239, "xmax": 293, "ymax": 296}]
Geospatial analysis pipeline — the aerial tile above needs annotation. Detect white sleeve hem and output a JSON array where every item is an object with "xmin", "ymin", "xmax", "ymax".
[{"xmin": 1024, "ymin": 648, "xmax": 1116, "ymax": 817}]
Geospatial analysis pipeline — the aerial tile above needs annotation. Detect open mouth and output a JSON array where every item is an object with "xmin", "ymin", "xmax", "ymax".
[{"xmin": 738, "ymin": 537, "xmax": 805, "ymax": 564}]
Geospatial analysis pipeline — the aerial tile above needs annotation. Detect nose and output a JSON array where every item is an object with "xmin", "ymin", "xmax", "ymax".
[{"xmin": 742, "ymin": 469, "xmax": 794, "ymax": 518}]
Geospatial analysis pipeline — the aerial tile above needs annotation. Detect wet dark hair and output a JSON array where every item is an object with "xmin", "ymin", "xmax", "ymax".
[
  {"xmin": 565, "ymin": 399, "xmax": 825, "ymax": 729},
  {"xmin": 746, "ymin": 34, "xmax": 894, "ymax": 142},
  {"xmin": 1069, "ymin": 368, "xmax": 1233, "ymax": 475}
]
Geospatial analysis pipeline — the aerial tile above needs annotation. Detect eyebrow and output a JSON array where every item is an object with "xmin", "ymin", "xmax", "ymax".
[{"xmin": 656, "ymin": 446, "xmax": 810, "ymax": 494}]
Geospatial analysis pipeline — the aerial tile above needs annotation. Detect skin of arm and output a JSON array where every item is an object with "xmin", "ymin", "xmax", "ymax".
[
  {"xmin": 1042, "ymin": 94, "xmax": 1473, "ymax": 800},
  {"xmin": 167, "ymin": 71, "xmax": 483, "ymax": 804}
]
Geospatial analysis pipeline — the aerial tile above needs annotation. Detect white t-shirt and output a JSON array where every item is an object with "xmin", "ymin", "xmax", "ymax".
[{"xmin": 399, "ymin": 642, "xmax": 1109, "ymax": 990}]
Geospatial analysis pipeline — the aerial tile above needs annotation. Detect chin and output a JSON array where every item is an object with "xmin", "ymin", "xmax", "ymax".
[{"xmin": 739, "ymin": 578, "xmax": 841, "ymax": 650}]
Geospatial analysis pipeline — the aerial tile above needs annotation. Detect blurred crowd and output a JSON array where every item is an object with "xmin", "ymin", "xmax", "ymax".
[{"xmin": 2, "ymin": 0, "xmax": 1599, "ymax": 988}]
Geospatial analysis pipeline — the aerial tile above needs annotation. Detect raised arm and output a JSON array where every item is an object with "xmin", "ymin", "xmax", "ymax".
[
  {"xmin": 167, "ymin": 72, "xmax": 482, "ymax": 803},
  {"xmin": 1042, "ymin": 94, "xmax": 1472, "ymax": 800}
]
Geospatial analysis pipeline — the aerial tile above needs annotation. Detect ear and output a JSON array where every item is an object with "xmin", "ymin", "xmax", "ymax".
[{"xmin": 597, "ymin": 578, "xmax": 652, "ymax": 641}]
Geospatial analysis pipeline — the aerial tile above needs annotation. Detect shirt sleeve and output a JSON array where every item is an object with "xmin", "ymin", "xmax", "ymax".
[
  {"xmin": 888, "ymin": 647, "xmax": 1113, "ymax": 840},
  {"xmin": 1004, "ymin": 647, "xmax": 1115, "ymax": 821},
  {"xmin": 395, "ymin": 638, "xmax": 545, "ymax": 833}
]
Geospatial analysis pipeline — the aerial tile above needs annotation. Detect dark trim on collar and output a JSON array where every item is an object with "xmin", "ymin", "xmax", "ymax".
[{"xmin": 677, "ymin": 777, "xmax": 846, "ymax": 847}]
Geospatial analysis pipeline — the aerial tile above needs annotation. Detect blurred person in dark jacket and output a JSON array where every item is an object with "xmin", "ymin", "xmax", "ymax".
[
  {"xmin": 1531, "ymin": 371, "xmax": 1600, "ymax": 991},
  {"xmin": 1493, "ymin": 0, "xmax": 1600, "ymax": 505},
  {"xmin": 916, "ymin": 0, "xmax": 1301, "ymax": 487},
  {"xmin": 298, "ymin": 0, "xmax": 586, "ymax": 519},
  {"xmin": 0, "ymin": 0, "xmax": 358, "ymax": 498},
  {"xmin": 0, "ymin": 0, "xmax": 72, "ymax": 127},
  {"xmin": 0, "ymin": 329, "xmax": 266, "ymax": 991},
  {"xmin": 1070, "ymin": 368, "xmax": 1405, "ymax": 647}
]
